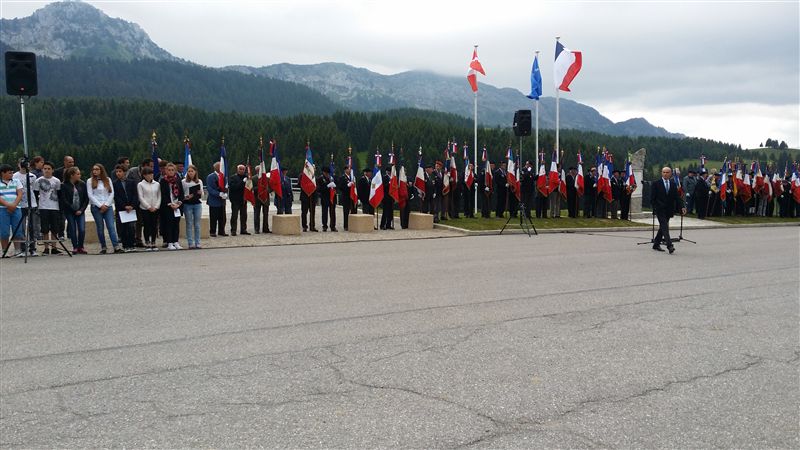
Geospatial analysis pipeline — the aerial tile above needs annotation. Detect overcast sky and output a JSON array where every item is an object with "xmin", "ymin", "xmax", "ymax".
[{"xmin": 2, "ymin": 0, "xmax": 799, "ymax": 148}]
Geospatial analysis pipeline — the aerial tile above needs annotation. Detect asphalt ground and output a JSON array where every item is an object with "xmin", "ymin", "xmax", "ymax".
[{"xmin": 0, "ymin": 226, "xmax": 798, "ymax": 448}]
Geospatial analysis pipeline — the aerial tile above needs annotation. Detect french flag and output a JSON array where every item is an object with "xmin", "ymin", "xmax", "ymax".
[
  {"xmin": 754, "ymin": 161, "xmax": 765, "ymax": 193},
  {"xmin": 218, "ymin": 142, "xmax": 228, "ymax": 190},
  {"xmin": 772, "ymin": 171, "xmax": 783, "ymax": 198},
  {"xmin": 548, "ymin": 150, "xmax": 560, "ymax": 194},
  {"xmin": 268, "ymin": 140, "xmax": 282, "ymax": 199},
  {"xmin": 791, "ymin": 165, "xmax": 800, "ymax": 203},
  {"xmin": 369, "ymin": 167, "xmax": 384, "ymax": 208},
  {"xmin": 559, "ymin": 168, "xmax": 567, "ymax": 199},
  {"xmin": 537, "ymin": 155, "xmax": 548, "ymax": 196},
  {"xmin": 414, "ymin": 152, "xmax": 426, "ymax": 197},
  {"xmin": 151, "ymin": 136, "xmax": 161, "ymax": 179},
  {"xmin": 575, "ymin": 152, "xmax": 585, "ymax": 196},
  {"xmin": 464, "ymin": 157, "xmax": 474, "ymax": 190},
  {"xmin": 389, "ymin": 164, "xmax": 399, "ymax": 203},
  {"xmin": 347, "ymin": 154, "xmax": 358, "ymax": 206},
  {"xmin": 624, "ymin": 159, "xmax": 636, "ymax": 192},
  {"xmin": 719, "ymin": 160, "xmax": 729, "ymax": 202},
  {"xmin": 554, "ymin": 40, "xmax": 582, "ymax": 92},
  {"xmin": 506, "ymin": 148, "xmax": 519, "ymax": 200},
  {"xmin": 398, "ymin": 166, "xmax": 409, "ymax": 210},
  {"xmin": 442, "ymin": 145, "xmax": 451, "ymax": 195},
  {"xmin": 300, "ymin": 145, "xmax": 316, "ymax": 196},
  {"xmin": 183, "ymin": 138, "xmax": 192, "ymax": 174},
  {"xmin": 257, "ymin": 139, "xmax": 269, "ymax": 203}
]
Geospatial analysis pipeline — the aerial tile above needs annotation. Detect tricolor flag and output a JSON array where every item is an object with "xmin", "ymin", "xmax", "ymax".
[
  {"xmin": 791, "ymin": 165, "xmax": 800, "ymax": 203},
  {"xmin": 300, "ymin": 145, "xmax": 316, "ymax": 196},
  {"xmin": 537, "ymin": 154, "xmax": 548, "ymax": 196},
  {"xmin": 575, "ymin": 152, "xmax": 585, "ymax": 196},
  {"xmin": 414, "ymin": 151, "xmax": 426, "ymax": 197},
  {"xmin": 554, "ymin": 40, "xmax": 582, "ymax": 92},
  {"xmin": 674, "ymin": 167, "xmax": 684, "ymax": 198},
  {"xmin": 442, "ymin": 145, "xmax": 451, "ymax": 195},
  {"xmin": 526, "ymin": 54, "xmax": 542, "ymax": 100},
  {"xmin": 624, "ymin": 159, "xmax": 636, "ymax": 193},
  {"xmin": 257, "ymin": 140, "xmax": 269, "ymax": 203},
  {"xmin": 183, "ymin": 138, "xmax": 192, "ymax": 176},
  {"xmin": 244, "ymin": 156, "xmax": 256, "ymax": 205},
  {"xmin": 389, "ymin": 164, "xmax": 400, "ymax": 203},
  {"xmin": 268, "ymin": 140, "xmax": 282, "ymax": 199},
  {"xmin": 467, "ymin": 47, "xmax": 486, "ymax": 93},
  {"xmin": 151, "ymin": 134, "xmax": 160, "ymax": 180},
  {"xmin": 559, "ymin": 168, "xmax": 567, "ymax": 199},
  {"xmin": 483, "ymin": 147, "xmax": 493, "ymax": 194},
  {"xmin": 772, "ymin": 170, "xmax": 783, "ymax": 198},
  {"xmin": 218, "ymin": 142, "xmax": 228, "ymax": 190},
  {"xmin": 398, "ymin": 165, "xmax": 409, "ymax": 210},
  {"xmin": 506, "ymin": 147, "xmax": 519, "ymax": 200},
  {"xmin": 719, "ymin": 160, "xmax": 729, "ymax": 202},
  {"xmin": 373, "ymin": 150, "xmax": 382, "ymax": 176},
  {"xmin": 449, "ymin": 149, "xmax": 458, "ymax": 188},
  {"xmin": 369, "ymin": 166, "xmax": 384, "ymax": 208},
  {"xmin": 754, "ymin": 161, "xmax": 765, "ymax": 193},
  {"xmin": 329, "ymin": 158, "xmax": 337, "ymax": 204},
  {"xmin": 464, "ymin": 157, "xmax": 474, "ymax": 190},
  {"xmin": 596, "ymin": 153, "xmax": 612, "ymax": 202},
  {"xmin": 548, "ymin": 150, "xmax": 560, "ymax": 194},
  {"xmin": 347, "ymin": 152, "xmax": 358, "ymax": 206}
]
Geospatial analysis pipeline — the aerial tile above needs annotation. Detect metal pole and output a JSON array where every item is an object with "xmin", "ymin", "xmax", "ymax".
[
  {"xmin": 20, "ymin": 97, "xmax": 29, "ymax": 158},
  {"xmin": 534, "ymin": 50, "xmax": 539, "ymax": 159},
  {"xmin": 20, "ymin": 97, "xmax": 31, "ymax": 263},
  {"xmin": 474, "ymin": 92, "xmax": 478, "ymax": 217},
  {"xmin": 555, "ymin": 38, "xmax": 560, "ymax": 155}
]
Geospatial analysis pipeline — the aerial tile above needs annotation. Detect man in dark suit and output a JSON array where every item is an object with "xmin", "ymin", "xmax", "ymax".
[
  {"xmin": 520, "ymin": 162, "xmax": 535, "ymax": 219},
  {"xmin": 338, "ymin": 165, "xmax": 357, "ymax": 231},
  {"xmin": 694, "ymin": 169, "xmax": 710, "ymax": 219},
  {"xmin": 357, "ymin": 168, "xmax": 373, "ymax": 215},
  {"xmin": 493, "ymin": 162, "xmax": 508, "ymax": 218},
  {"xmin": 650, "ymin": 166, "xmax": 686, "ymax": 254},
  {"xmin": 583, "ymin": 168, "xmax": 597, "ymax": 218},
  {"xmin": 317, "ymin": 166, "xmax": 337, "ymax": 232},
  {"xmin": 566, "ymin": 167, "xmax": 578, "ymax": 218}
]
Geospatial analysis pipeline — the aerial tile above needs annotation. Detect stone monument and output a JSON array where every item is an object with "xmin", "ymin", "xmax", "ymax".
[{"xmin": 630, "ymin": 148, "xmax": 646, "ymax": 214}]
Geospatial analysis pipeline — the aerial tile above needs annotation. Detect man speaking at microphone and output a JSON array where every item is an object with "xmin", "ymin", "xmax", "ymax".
[{"xmin": 650, "ymin": 166, "xmax": 686, "ymax": 254}]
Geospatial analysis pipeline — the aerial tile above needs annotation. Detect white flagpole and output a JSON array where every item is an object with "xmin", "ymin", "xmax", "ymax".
[
  {"xmin": 555, "ymin": 37, "xmax": 560, "ymax": 156},
  {"xmin": 473, "ymin": 44, "xmax": 479, "ymax": 217},
  {"xmin": 535, "ymin": 50, "xmax": 540, "ymax": 159}
]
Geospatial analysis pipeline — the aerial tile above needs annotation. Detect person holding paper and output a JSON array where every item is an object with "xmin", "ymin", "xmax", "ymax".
[
  {"xmin": 182, "ymin": 164, "xmax": 204, "ymax": 249},
  {"xmin": 159, "ymin": 163, "xmax": 184, "ymax": 250},
  {"xmin": 113, "ymin": 164, "xmax": 139, "ymax": 252},
  {"xmin": 137, "ymin": 167, "xmax": 161, "ymax": 251}
]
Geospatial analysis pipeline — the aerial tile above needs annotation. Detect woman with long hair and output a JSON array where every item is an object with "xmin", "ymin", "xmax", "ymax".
[
  {"xmin": 59, "ymin": 166, "xmax": 89, "ymax": 254},
  {"xmin": 87, "ymin": 163, "xmax": 121, "ymax": 254},
  {"xmin": 182, "ymin": 164, "xmax": 204, "ymax": 249},
  {"xmin": 159, "ymin": 163, "xmax": 184, "ymax": 250}
]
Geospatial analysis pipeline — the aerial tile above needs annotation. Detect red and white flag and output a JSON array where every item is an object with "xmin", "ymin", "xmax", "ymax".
[
  {"xmin": 575, "ymin": 153, "xmax": 585, "ymax": 196},
  {"xmin": 548, "ymin": 150, "xmax": 559, "ymax": 194},
  {"xmin": 244, "ymin": 157, "xmax": 256, "ymax": 205},
  {"xmin": 554, "ymin": 40, "xmax": 582, "ymax": 92},
  {"xmin": 559, "ymin": 168, "xmax": 567, "ymax": 199},
  {"xmin": 398, "ymin": 166, "xmax": 409, "ymax": 210},
  {"xmin": 483, "ymin": 148, "xmax": 493, "ymax": 193},
  {"xmin": 268, "ymin": 140, "xmax": 282, "ymax": 199},
  {"xmin": 506, "ymin": 148, "xmax": 520, "ymax": 200},
  {"xmin": 300, "ymin": 145, "xmax": 316, "ymax": 196},
  {"xmin": 414, "ymin": 157, "xmax": 426, "ymax": 197},
  {"xmin": 464, "ymin": 159, "xmax": 474, "ymax": 190},
  {"xmin": 389, "ymin": 164, "xmax": 400, "ymax": 203},
  {"xmin": 537, "ymin": 159, "xmax": 548, "ymax": 197},
  {"xmin": 466, "ymin": 47, "xmax": 486, "ymax": 93}
]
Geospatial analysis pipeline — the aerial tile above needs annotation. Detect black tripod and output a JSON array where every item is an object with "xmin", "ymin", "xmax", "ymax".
[
  {"xmin": 1, "ymin": 97, "xmax": 71, "ymax": 262},
  {"xmin": 636, "ymin": 212, "xmax": 696, "ymax": 246},
  {"xmin": 499, "ymin": 199, "xmax": 537, "ymax": 237}
]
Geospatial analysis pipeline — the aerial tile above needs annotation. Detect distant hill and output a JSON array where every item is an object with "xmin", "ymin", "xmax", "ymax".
[{"xmin": 2, "ymin": 1, "xmax": 684, "ymax": 139}]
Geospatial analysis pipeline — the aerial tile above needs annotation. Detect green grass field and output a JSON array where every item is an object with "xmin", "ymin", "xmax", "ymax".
[
  {"xmin": 705, "ymin": 216, "xmax": 799, "ymax": 225},
  {"xmin": 441, "ymin": 213, "xmax": 643, "ymax": 231}
]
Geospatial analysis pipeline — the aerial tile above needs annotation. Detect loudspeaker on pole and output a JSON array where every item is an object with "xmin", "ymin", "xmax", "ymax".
[
  {"xmin": 5, "ymin": 51, "xmax": 38, "ymax": 96},
  {"xmin": 513, "ymin": 109, "xmax": 531, "ymax": 137}
]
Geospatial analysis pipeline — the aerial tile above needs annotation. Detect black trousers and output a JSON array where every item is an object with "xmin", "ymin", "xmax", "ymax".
[
  {"xmin": 463, "ymin": 188, "xmax": 475, "ymax": 217},
  {"xmin": 253, "ymin": 198, "xmax": 270, "ymax": 232},
  {"xmin": 380, "ymin": 201, "xmax": 394, "ymax": 229},
  {"xmin": 230, "ymin": 200, "xmax": 247, "ymax": 233},
  {"xmin": 115, "ymin": 213, "xmax": 135, "ymax": 248},
  {"xmin": 535, "ymin": 195, "xmax": 548, "ymax": 218},
  {"xmin": 142, "ymin": 209, "xmax": 159, "ymax": 244},
  {"xmin": 301, "ymin": 193, "xmax": 316, "ymax": 230},
  {"xmin": 583, "ymin": 194, "xmax": 596, "ymax": 218},
  {"xmin": 160, "ymin": 208, "xmax": 181, "ymax": 243},
  {"xmin": 494, "ymin": 191, "xmax": 506, "ymax": 218},
  {"xmin": 620, "ymin": 195, "xmax": 631, "ymax": 220},
  {"xmin": 653, "ymin": 212, "xmax": 672, "ymax": 247},
  {"xmin": 362, "ymin": 201, "xmax": 374, "ymax": 215},
  {"xmin": 400, "ymin": 204, "xmax": 410, "ymax": 228},
  {"xmin": 567, "ymin": 193, "xmax": 577, "ymax": 218},
  {"xmin": 480, "ymin": 192, "xmax": 491, "ymax": 217},
  {"xmin": 321, "ymin": 199, "xmax": 336, "ymax": 230},
  {"xmin": 209, "ymin": 205, "xmax": 226, "ymax": 235}
]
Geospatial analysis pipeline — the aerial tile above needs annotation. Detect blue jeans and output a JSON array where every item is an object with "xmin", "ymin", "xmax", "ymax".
[
  {"xmin": 65, "ymin": 211, "xmax": 86, "ymax": 249},
  {"xmin": 184, "ymin": 203, "xmax": 202, "ymax": 247},
  {"xmin": 0, "ymin": 207, "xmax": 23, "ymax": 240},
  {"xmin": 91, "ymin": 205, "xmax": 119, "ymax": 249}
]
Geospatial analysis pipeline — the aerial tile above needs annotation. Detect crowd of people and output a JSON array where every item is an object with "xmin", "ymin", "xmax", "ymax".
[{"xmin": 1, "ymin": 152, "xmax": 798, "ymax": 258}]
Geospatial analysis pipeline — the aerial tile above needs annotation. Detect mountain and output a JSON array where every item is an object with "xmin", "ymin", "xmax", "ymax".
[
  {"xmin": 226, "ymin": 63, "xmax": 684, "ymax": 139},
  {"xmin": 2, "ymin": 1, "xmax": 684, "ymax": 139},
  {"xmin": 0, "ymin": 1, "xmax": 177, "ymax": 62}
]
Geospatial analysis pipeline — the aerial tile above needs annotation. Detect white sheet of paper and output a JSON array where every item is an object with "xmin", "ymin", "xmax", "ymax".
[
  {"xmin": 173, "ymin": 207, "xmax": 182, "ymax": 218},
  {"xmin": 119, "ymin": 209, "xmax": 137, "ymax": 223}
]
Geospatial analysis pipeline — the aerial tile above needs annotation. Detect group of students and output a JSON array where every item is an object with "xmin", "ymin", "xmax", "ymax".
[{"xmin": 0, "ymin": 155, "xmax": 207, "ymax": 257}]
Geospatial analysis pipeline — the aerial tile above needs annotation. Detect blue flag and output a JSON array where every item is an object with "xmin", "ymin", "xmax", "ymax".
[
  {"xmin": 526, "ymin": 55, "xmax": 542, "ymax": 100},
  {"xmin": 183, "ymin": 140, "xmax": 192, "ymax": 176},
  {"xmin": 151, "ymin": 138, "xmax": 160, "ymax": 179}
]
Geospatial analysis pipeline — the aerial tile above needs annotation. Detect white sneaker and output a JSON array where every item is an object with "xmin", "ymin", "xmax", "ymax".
[
  {"xmin": 167, "ymin": 243, "xmax": 176, "ymax": 250},
  {"xmin": 15, "ymin": 251, "xmax": 25, "ymax": 258},
  {"xmin": 173, "ymin": 242, "xmax": 183, "ymax": 250},
  {"xmin": 29, "ymin": 250, "xmax": 39, "ymax": 257}
]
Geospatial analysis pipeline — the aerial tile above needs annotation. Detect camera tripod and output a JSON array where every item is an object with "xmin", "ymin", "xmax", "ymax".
[
  {"xmin": 499, "ymin": 200, "xmax": 537, "ymax": 237},
  {"xmin": 636, "ymin": 212, "xmax": 696, "ymax": 246}
]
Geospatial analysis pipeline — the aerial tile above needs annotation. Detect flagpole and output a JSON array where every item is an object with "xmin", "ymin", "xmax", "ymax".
[
  {"xmin": 555, "ymin": 38, "xmax": 560, "ymax": 157},
  {"xmin": 535, "ymin": 50, "xmax": 540, "ymax": 160},
  {"xmin": 473, "ymin": 44, "xmax": 479, "ymax": 218}
]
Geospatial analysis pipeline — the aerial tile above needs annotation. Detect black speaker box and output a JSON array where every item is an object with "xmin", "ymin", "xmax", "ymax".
[
  {"xmin": 5, "ymin": 51, "xmax": 38, "ymax": 96},
  {"xmin": 513, "ymin": 109, "xmax": 531, "ymax": 137}
]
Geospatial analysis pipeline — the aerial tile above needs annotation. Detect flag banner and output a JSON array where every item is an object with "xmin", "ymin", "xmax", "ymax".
[
  {"xmin": 300, "ymin": 145, "xmax": 316, "ymax": 196},
  {"xmin": 151, "ymin": 136, "xmax": 160, "ymax": 179},
  {"xmin": 414, "ymin": 153, "xmax": 426, "ymax": 197},
  {"xmin": 506, "ymin": 148, "xmax": 519, "ymax": 200},
  {"xmin": 347, "ymin": 153, "xmax": 358, "ymax": 206},
  {"xmin": 548, "ymin": 150, "xmax": 560, "ymax": 194},
  {"xmin": 624, "ymin": 160, "xmax": 636, "ymax": 193},
  {"xmin": 537, "ymin": 161, "xmax": 548, "ymax": 196},
  {"xmin": 183, "ymin": 139, "xmax": 192, "ymax": 174},
  {"xmin": 554, "ymin": 40, "xmax": 582, "ymax": 92},
  {"xmin": 719, "ymin": 161, "xmax": 729, "ymax": 202},
  {"xmin": 526, "ymin": 54, "xmax": 543, "ymax": 100},
  {"xmin": 329, "ymin": 159, "xmax": 337, "ymax": 204},
  {"xmin": 575, "ymin": 153, "xmax": 585, "ymax": 196},
  {"xmin": 559, "ymin": 168, "xmax": 567, "ymax": 199},
  {"xmin": 257, "ymin": 141, "xmax": 269, "ymax": 203},
  {"xmin": 218, "ymin": 143, "xmax": 227, "ymax": 190},
  {"xmin": 269, "ymin": 140, "xmax": 282, "ymax": 199},
  {"xmin": 244, "ymin": 157, "xmax": 256, "ymax": 205},
  {"xmin": 465, "ymin": 157, "xmax": 474, "ymax": 190},
  {"xmin": 389, "ymin": 164, "xmax": 400, "ymax": 203},
  {"xmin": 369, "ymin": 168, "xmax": 384, "ymax": 208},
  {"xmin": 467, "ymin": 47, "xmax": 486, "ymax": 92},
  {"xmin": 398, "ymin": 166, "xmax": 409, "ymax": 210},
  {"xmin": 483, "ymin": 148, "xmax": 493, "ymax": 194}
]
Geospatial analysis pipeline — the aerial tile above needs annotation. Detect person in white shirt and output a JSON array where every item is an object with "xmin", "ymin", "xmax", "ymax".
[
  {"xmin": 181, "ymin": 164, "xmax": 204, "ymax": 249},
  {"xmin": 136, "ymin": 166, "xmax": 161, "ymax": 251},
  {"xmin": 12, "ymin": 159, "xmax": 39, "ymax": 256},
  {"xmin": 0, "ymin": 164, "xmax": 24, "ymax": 257},
  {"xmin": 34, "ymin": 161, "xmax": 62, "ymax": 255},
  {"xmin": 87, "ymin": 163, "xmax": 121, "ymax": 254}
]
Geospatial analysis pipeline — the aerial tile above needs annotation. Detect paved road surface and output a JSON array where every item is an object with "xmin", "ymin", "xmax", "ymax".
[{"xmin": 1, "ymin": 227, "xmax": 798, "ymax": 448}]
